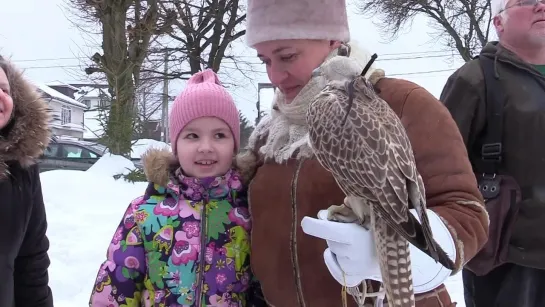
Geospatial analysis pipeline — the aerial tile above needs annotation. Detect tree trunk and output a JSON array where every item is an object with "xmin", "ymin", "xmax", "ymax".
[{"xmin": 99, "ymin": 0, "xmax": 136, "ymax": 157}]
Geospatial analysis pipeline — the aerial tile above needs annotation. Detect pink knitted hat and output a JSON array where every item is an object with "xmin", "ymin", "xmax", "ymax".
[
  {"xmin": 245, "ymin": 0, "xmax": 350, "ymax": 47},
  {"xmin": 169, "ymin": 69, "xmax": 240, "ymax": 154}
]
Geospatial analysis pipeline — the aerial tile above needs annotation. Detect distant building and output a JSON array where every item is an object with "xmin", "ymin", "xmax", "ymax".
[{"xmin": 36, "ymin": 81, "xmax": 88, "ymax": 139}]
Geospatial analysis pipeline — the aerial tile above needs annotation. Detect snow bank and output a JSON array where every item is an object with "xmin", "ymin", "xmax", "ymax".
[
  {"xmin": 87, "ymin": 153, "xmax": 136, "ymax": 177},
  {"xmin": 42, "ymin": 161, "xmax": 148, "ymax": 306}
]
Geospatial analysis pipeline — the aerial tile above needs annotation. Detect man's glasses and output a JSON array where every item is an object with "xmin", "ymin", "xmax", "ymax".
[{"xmin": 499, "ymin": 0, "xmax": 545, "ymax": 14}]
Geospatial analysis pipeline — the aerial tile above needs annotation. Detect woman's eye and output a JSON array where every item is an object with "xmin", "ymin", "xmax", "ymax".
[
  {"xmin": 185, "ymin": 133, "xmax": 198, "ymax": 139},
  {"xmin": 281, "ymin": 54, "xmax": 296, "ymax": 62},
  {"xmin": 215, "ymin": 133, "xmax": 226, "ymax": 139}
]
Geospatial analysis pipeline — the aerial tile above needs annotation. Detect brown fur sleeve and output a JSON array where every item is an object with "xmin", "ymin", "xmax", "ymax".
[
  {"xmin": 234, "ymin": 131, "xmax": 268, "ymax": 185},
  {"xmin": 400, "ymin": 86, "xmax": 489, "ymax": 273}
]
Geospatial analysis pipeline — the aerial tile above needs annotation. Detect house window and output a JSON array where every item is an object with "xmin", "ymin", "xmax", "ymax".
[
  {"xmin": 82, "ymin": 99, "xmax": 91, "ymax": 107},
  {"xmin": 61, "ymin": 106, "xmax": 72, "ymax": 125}
]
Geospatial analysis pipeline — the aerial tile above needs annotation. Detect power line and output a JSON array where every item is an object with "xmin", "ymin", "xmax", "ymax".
[
  {"xmin": 12, "ymin": 57, "xmax": 89, "ymax": 62},
  {"xmin": 389, "ymin": 68, "xmax": 455, "ymax": 76},
  {"xmin": 19, "ymin": 60, "xmax": 457, "ymax": 78},
  {"xmin": 10, "ymin": 50, "xmax": 455, "ymax": 64},
  {"xmin": 377, "ymin": 54, "xmax": 454, "ymax": 61},
  {"xmin": 21, "ymin": 65, "xmax": 82, "ymax": 69}
]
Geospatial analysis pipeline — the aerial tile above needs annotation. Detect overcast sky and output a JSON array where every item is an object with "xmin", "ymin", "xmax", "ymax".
[{"xmin": 1, "ymin": 0, "xmax": 488, "ymax": 123}]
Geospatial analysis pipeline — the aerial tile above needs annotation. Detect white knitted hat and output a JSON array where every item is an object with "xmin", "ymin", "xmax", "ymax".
[{"xmin": 245, "ymin": 0, "xmax": 351, "ymax": 47}]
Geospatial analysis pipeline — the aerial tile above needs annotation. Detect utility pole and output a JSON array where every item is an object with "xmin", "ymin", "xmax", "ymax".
[
  {"xmin": 162, "ymin": 50, "xmax": 170, "ymax": 143},
  {"xmin": 256, "ymin": 82, "xmax": 276, "ymax": 125}
]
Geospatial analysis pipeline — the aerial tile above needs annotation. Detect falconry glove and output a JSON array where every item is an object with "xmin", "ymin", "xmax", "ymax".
[{"xmin": 301, "ymin": 208, "xmax": 457, "ymax": 294}]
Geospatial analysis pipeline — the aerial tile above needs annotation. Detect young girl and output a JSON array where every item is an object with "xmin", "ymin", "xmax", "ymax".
[{"xmin": 90, "ymin": 69, "xmax": 252, "ymax": 306}]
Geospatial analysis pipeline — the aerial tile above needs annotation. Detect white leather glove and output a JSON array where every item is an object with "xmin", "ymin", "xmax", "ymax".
[{"xmin": 301, "ymin": 208, "xmax": 456, "ymax": 294}]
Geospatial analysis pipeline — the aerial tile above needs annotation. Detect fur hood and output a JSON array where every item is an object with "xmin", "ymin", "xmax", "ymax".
[
  {"xmin": 141, "ymin": 148, "xmax": 179, "ymax": 187},
  {"xmin": 0, "ymin": 59, "xmax": 51, "ymax": 179},
  {"xmin": 141, "ymin": 148, "xmax": 251, "ymax": 187}
]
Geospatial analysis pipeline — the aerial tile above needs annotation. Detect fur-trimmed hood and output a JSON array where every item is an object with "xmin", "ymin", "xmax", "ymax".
[
  {"xmin": 0, "ymin": 59, "xmax": 51, "ymax": 179},
  {"xmin": 141, "ymin": 148, "xmax": 251, "ymax": 187},
  {"xmin": 141, "ymin": 148, "xmax": 179, "ymax": 187}
]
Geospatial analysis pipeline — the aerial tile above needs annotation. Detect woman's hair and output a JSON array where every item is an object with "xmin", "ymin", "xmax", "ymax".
[
  {"xmin": 0, "ymin": 56, "xmax": 13, "ymax": 85},
  {"xmin": 0, "ymin": 56, "xmax": 17, "ymax": 133}
]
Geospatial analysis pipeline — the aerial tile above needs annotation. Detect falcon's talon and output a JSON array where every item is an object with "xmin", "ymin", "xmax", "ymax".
[
  {"xmin": 326, "ymin": 204, "xmax": 359, "ymax": 223},
  {"xmin": 359, "ymin": 218, "xmax": 371, "ymax": 230}
]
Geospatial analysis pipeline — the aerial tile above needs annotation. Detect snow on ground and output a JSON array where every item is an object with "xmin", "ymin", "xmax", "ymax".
[
  {"xmin": 42, "ymin": 154, "xmax": 465, "ymax": 306},
  {"xmin": 445, "ymin": 274, "xmax": 465, "ymax": 306},
  {"xmin": 87, "ymin": 153, "xmax": 137, "ymax": 176},
  {"xmin": 42, "ymin": 155, "xmax": 148, "ymax": 307}
]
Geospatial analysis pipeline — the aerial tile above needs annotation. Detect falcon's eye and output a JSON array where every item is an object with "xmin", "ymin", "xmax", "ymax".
[{"xmin": 311, "ymin": 68, "xmax": 321, "ymax": 78}]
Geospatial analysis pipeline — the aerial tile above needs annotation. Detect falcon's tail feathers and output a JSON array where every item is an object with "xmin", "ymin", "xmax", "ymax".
[
  {"xmin": 404, "ymin": 208, "xmax": 456, "ymax": 270},
  {"xmin": 372, "ymin": 211, "xmax": 415, "ymax": 307}
]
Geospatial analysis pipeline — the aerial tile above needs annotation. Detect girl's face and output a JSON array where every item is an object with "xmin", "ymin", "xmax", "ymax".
[
  {"xmin": 0, "ymin": 68, "xmax": 14, "ymax": 130},
  {"xmin": 175, "ymin": 116, "xmax": 235, "ymax": 178}
]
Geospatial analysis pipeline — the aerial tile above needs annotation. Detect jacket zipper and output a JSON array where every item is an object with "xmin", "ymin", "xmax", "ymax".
[
  {"xmin": 290, "ymin": 159, "xmax": 306, "ymax": 307},
  {"xmin": 196, "ymin": 194, "xmax": 209, "ymax": 306}
]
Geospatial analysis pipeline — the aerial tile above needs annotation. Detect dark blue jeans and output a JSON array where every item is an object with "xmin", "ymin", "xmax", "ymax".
[{"xmin": 463, "ymin": 263, "xmax": 545, "ymax": 307}]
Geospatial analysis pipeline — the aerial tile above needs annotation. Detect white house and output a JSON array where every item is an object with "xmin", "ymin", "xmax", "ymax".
[
  {"xmin": 36, "ymin": 81, "xmax": 88, "ymax": 139},
  {"xmin": 77, "ymin": 87, "xmax": 110, "ymax": 110},
  {"xmin": 74, "ymin": 86, "xmax": 110, "ymax": 141}
]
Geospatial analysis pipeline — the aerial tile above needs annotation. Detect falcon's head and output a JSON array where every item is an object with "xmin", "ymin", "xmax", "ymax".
[{"xmin": 311, "ymin": 55, "xmax": 362, "ymax": 84}]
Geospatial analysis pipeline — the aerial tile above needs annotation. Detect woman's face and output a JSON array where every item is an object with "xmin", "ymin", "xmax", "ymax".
[
  {"xmin": 255, "ymin": 39, "xmax": 340, "ymax": 103},
  {"xmin": 0, "ymin": 68, "xmax": 14, "ymax": 130}
]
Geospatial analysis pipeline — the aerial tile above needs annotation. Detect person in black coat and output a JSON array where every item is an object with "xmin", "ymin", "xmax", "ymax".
[{"xmin": 0, "ymin": 56, "xmax": 53, "ymax": 306}]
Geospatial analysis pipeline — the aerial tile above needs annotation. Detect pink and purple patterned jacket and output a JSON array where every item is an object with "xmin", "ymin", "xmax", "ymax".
[{"xmin": 89, "ymin": 149, "xmax": 252, "ymax": 306}]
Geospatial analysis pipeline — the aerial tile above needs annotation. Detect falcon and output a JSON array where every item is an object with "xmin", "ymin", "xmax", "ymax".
[{"xmin": 306, "ymin": 55, "xmax": 456, "ymax": 307}]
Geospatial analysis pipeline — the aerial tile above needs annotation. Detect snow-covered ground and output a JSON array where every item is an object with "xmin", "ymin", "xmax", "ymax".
[{"xmin": 42, "ymin": 154, "xmax": 465, "ymax": 306}]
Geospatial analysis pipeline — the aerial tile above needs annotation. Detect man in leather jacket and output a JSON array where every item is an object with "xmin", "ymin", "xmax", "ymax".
[{"xmin": 440, "ymin": 0, "xmax": 545, "ymax": 306}]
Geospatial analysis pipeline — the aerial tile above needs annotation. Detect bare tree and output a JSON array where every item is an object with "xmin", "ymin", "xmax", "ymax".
[
  {"xmin": 135, "ymin": 69, "xmax": 164, "ymax": 123},
  {"xmin": 141, "ymin": 0, "xmax": 255, "ymax": 83},
  {"xmin": 356, "ymin": 0, "xmax": 494, "ymax": 62},
  {"xmin": 68, "ymin": 0, "xmax": 175, "ymax": 156}
]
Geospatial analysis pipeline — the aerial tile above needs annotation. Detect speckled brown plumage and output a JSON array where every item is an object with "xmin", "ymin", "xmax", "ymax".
[{"xmin": 306, "ymin": 56, "xmax": 455, "ymax": 307}]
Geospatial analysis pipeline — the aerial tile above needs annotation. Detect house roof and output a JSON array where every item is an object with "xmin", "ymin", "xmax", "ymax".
[
  {"xmin": 75, "ymin": 86, "xmax": 111, "ymax": 101},
  {"xmin": 46, "ymin": 80, "xmax": 81, "ymax": 91},
  {"xmin": 35, "ymin": 83, "xmax": 88, "ymax": 109}
]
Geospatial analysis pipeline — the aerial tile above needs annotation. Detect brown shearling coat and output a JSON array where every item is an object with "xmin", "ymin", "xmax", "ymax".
[{"xmin": 240, "ymin": 77, "xmax": 489, "ymax": 307}]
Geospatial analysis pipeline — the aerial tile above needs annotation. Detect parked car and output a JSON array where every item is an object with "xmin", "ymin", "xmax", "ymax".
[{"xmin": 38, "ymin": 136, "xmax": 143, "ymax": 172}]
